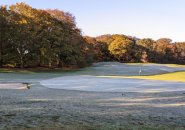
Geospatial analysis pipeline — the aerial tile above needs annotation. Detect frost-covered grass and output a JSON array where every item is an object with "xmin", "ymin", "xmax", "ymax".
[
  {"xmin": 38, "ymin": 62, "xmax": 185, "ymax": 92},
  {"xmin": 10, "ymin": 124, "xmax": 185, "ymax": 130},
  {"xmin": 0, "ymin": 62, "xmax": 185, "ymax": 85},
  {"xmin": 78, "ymin": 62, "xmax": 185, "ymax": 76},
  {"xmin": 1, "ymin": 87, "xmax": 185, "ymax": 130},
  {"xmin": 1, "ymin": 62, "xmax": 185, "ymax": 130},
  {"xmin": 0, "ymin": 68, "xmax": 78, "ymax": 83}
]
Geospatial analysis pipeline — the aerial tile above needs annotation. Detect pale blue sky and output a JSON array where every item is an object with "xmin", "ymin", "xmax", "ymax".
[{"xmin": 0, "ymin": 0, "xmax": 185, "ymax": 41}]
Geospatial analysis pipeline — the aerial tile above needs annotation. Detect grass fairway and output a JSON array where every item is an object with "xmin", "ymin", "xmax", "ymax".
[
  {"xmin": 126, "ymin": 63, "xmax": 185, "ymax": 68},
  {"xmin": 102, "ymin": 72, "xmax": 185, "ymax": 82},
  {"xmin": 101, "ymin": 71, "xmax": 185, "ymax": 83},
  {"xmin": 94, "ymin": 63, "xmax": 185, "ymax": 83},
  {"xmin": 131, "ymin": 71, "xmax": 185, "ymax": 82}
]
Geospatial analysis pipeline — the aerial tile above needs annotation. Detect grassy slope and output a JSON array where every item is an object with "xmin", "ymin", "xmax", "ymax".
[{"xmin": 1, "ymin": 63, "xmax": 185, "ymax": 83}]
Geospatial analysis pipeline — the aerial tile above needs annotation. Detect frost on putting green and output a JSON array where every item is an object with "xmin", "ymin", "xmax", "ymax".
[
  {"xmin": 0, "ymin": 62, "xmax": 185, "ymax": 91},
  {"xmin": 40, "ymin": 62, "xmax": 185, "ymax": 92}
]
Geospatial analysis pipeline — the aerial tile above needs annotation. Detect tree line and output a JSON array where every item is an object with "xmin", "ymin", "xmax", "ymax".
[
  {"xmin": 0, "ymin": 3, "xmax": 185, "ymax": 68},
  {"xmin": 0, "ymin": 3, "xmax": 92, "ymax": 68},
  {"xmin": 86, "ymin": 35, "xmax": 185, "ymax": 64}
]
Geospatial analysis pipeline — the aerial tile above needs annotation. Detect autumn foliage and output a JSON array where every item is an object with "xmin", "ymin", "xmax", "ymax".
[{"xmin": 0, "ymin": 3, "xmax": 185, "ymax": 68}]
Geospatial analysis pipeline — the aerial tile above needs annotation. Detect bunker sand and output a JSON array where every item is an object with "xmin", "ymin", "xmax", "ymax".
[{"xmin": 0, "ymin": 83, "xmax": 28, "ymax": 89}]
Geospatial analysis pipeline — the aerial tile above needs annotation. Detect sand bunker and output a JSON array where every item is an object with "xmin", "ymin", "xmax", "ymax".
[{"xmin": 0, "ymin": 83, "xmax": 28, "ymax": 89}]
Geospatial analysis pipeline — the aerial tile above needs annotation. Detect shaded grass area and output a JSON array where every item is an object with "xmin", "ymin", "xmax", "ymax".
[
  {"xmin": 0, "ymin": 68, "xmax": 82, "ymax": 83},
  {"xmin": 0, "ymin": 67, "xmax": 80, "ymax": 74}
]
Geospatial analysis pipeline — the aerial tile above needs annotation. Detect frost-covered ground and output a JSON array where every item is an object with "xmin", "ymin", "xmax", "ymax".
[
  {"xmin": 80, "ymin": 62, "xmax": 185, "ymax": 76},
  {"xmin": 40, "ymin": 75, "xmax": 185, "ymax": 93},
  {"xmin": 1, "ymin": 86, "xmax": 185, "ymax": 130},
  {"xmin": 40, "ymin": 62, "xmax": 185, "ymax": 92},
  {"xmin": 0, "ymin": 62, "xmax": 185, "ymax": 130}
]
